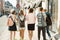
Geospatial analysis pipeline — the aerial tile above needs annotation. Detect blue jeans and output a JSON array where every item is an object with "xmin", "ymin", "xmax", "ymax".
[{"xmin": 46, "ymin": 25, "xmax": 51, "ymax": 37}]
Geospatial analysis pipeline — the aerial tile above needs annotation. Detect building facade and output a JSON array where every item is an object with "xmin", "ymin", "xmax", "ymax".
[{"xmin": 0, "ymin": 0, "xmax": 5, "ymax": 13}]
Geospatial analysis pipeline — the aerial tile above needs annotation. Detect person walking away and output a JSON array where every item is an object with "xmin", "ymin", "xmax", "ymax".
[
  {"xmin": 37, "ymin": 7, "xmax": 47, "ymax": 40},
  {"xmin": 26, "ymin": 8, "xmax": 36, "ymax": 40},
  {"xmin": 7, "ymin": 9, "xmax": 17, "ymax": 40},
  {"xmin": 18, "ymin": 10, "xmax": 25, "ymax": 40},
  {"xmin": 44, "ymin": 9, "xmax": 52, "ymax": 40}
]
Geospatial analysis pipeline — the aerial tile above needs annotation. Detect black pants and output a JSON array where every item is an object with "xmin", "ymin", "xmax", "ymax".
[{"xmin": 38, "ymin": 27, "xmax": 46, "ymax": 40}]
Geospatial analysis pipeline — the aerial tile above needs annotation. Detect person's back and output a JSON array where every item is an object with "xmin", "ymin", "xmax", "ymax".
[
  {"xmin": 37, "ymin": 12, "xmax": 46, "ymax": 27},
  {"xmin": 26, "ymin": 8, "xmax": 36, "ymax": 24},
  {"xmin": 44, "ymin": 9, "xmax": 52, "ymax": 40},
  {"xmin": 37, "ymin": 7, "xmax": 46, "ymax": 40},
  {"xmin": 27, "ymin": 13, "xmax": 36, "ymax": 24},
  {"xmin": 18, "ymin": 10, "xmax": 25, "ymax": 40},
  {"xmin": 19, "ymin": 14, "xmax": 25, "ymax": 27},
  {"xmin": 7, "ymin": 10, "xmax": 17, "ymax": 40},
  {"xmin": 26, "ymin": 8, "xmax": 36, "ymax": 40}
]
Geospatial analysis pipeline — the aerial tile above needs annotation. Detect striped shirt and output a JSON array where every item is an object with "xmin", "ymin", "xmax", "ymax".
[{"xmin": 37, "ymin": 12, "xmax": 47, "ymax": 27}]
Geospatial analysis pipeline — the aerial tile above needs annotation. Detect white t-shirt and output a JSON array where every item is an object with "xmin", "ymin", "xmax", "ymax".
[
  {"xmin": 26, "ymin": 13, "xmax": 36, "ymax": 24},
  {"xmin": 8, "ymin": 14, "xmax": 17, "ymax": 22}
]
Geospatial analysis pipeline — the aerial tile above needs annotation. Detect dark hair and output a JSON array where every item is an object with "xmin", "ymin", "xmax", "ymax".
[
  {"xmin": 29, "ymin": 8, "xmax": 33, "ymax": 13},
  {"xmin": 40, "ymin": 7, "xmax": 43, "ymax": 11},
  {"xmin": 12, "ymin": 10, "xmax": 16, "ymax": 14},
  {"xmin": 20, "ymin": 10, "xmax": 24, "ymax": 15}
]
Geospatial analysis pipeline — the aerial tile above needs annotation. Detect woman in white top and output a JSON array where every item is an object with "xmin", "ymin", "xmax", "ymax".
[
  {"xmin": 26, "ymin": 8, "xmax": 36, "ymax": 40},
  {"xmin": 7, "ymin": 10, "xmax": 17, "ymax": 40}
]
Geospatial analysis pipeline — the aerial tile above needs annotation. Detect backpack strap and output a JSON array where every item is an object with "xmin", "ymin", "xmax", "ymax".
[{"xmin": 9, "ymin": 16, "xmax": 13, "ymax": 22}]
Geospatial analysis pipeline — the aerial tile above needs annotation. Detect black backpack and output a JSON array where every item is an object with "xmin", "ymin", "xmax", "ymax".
[{"xmin": 46, "ymin": 12, "xmax": 52, "ymax": 26}]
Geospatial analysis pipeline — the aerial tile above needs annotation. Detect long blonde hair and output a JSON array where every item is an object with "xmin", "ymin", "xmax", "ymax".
[{"xmin": 18, "ymin": 10, "xmax": 24, "ymax": 16}]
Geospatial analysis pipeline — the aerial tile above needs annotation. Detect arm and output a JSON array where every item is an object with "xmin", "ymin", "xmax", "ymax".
[
  {"xmin": 7, "ymin": 18, "xmax": 11, "ymax": 26},
  {"xmin": 7, "ymin": 18, "xmax": 9, "ymax": 26},
  {"xmin": 25, "ymin": 15, "xmax": 28, "ymax": 21},
  {"xmin": 14, "ymin": 15, "xmax": 18, "ymax": 23}
]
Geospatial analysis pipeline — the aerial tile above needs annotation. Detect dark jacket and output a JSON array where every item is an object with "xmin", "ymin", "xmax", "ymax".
[{"xmin": 45, "ymin": 12, "xmax": 52, "ymax": 26}]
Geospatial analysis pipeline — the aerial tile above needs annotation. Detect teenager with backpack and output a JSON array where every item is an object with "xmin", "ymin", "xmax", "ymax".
[
  {"xmin": 7, "ymin": 9, "xmax": 17, "ymax": 40},
  {"xmin": 44, "ymin": 9, "xmax": 52, "ymax": 40},
  {"xmin": 18, "ymin": 10, "xmax": 25, "ymax": 40}
]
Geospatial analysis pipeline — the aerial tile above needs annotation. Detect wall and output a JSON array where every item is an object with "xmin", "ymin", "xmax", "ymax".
[{"xmin": 0, "ymin": 0, "xmax": 4, "ymax": 12}]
